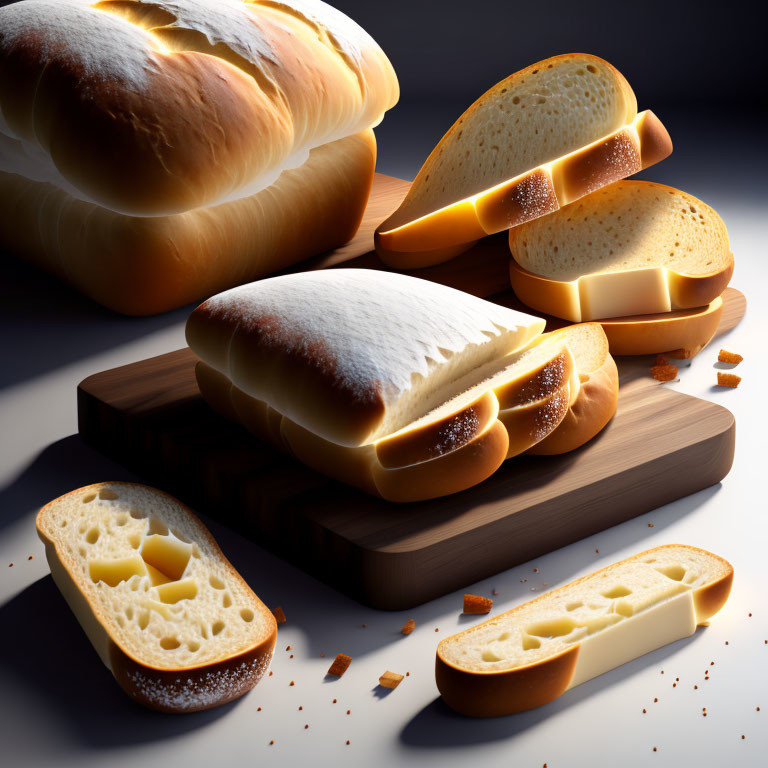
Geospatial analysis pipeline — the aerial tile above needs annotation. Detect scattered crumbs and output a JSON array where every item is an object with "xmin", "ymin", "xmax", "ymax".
[
  {"xmin": 595, "ymin": 548, "xmax": 599, "ymax": 554},
  {"xmin": 676, "ymin": 677, "xmax": 679, "ymax": 681},
  {"xmin": 748, "ymin": 613, "xmax": 752, "ymax": 617},
  {"xmin": 694, "ymin": 685, "xmax": 698, "ymax": 690},
  {"xmin": 379, "ymin": 671, "xmax": 404, "ymax": 689},
  {"xmin": 725, "ymin": 641, "xmax": 729, "ymax": 645},
  {"xmin": 320, "ymin": 653, "xmax": 325, "ymax": 658},
  {"xmin": 435, "ymin": 628, "xmax": 439, "ymax": 632},
  {"xmin": 346, "ymin": 710, "xmax": 351, "ymax": 715},
  {"xmin": 703, "ymin": 712, "xmax": 707, "ymax": 717},
  {"xmin": 711, "ymin": 662, "xmax": 715, "ymax": 666},
  {"xmin": 648, "ymin": 523, "xmax": 655, "ymax": 528},
  {"xmin": 521, "ymin": 579, "xmax": 528, "ymax": 583},
  {"xmin": 542, "ymin": 582, "xmax": 549, "ymax": 588},
  {"xmin": 492, "ymin": 589, "xmax": 498, "ymax": 596},
  {"xmin": 328, "ymin": 654, "xmax": 352, "ymax": 677},
  {"xmin": 8, "ymin": 563, "xmax": 12, "ymax": 568},
  {"xmin": 290, "ymin": 655, "xmax": 294, "ymax": 659},
  {"xmin": 401, "ymin": 619, "xmax": 415, "ymax": 635},
  {"xmin": 346, "ymin": 740, "xmax": 350, "ymax": 746},
  {"xmin": 290, "ymin": 681, "xmax": 295, "ymax": 686},
  {"xmin": 464, "ymin": 594, "xmax": 493, "ymax": 614},
  {"xmin": 28, "ymin": 555, "xmax": 33, "ymax": 561},
  {"xmin": 286, "ymin": 646, "xmax": 292, "ymax": 651},
  {"xmin": 269, "ymin": 671, "xmax": 273, "ymax": 677},
  {"xmin": 257, "ymin": 706, "xmax": 262, "ymax": 712},
  {"xmin": 651, "ymin": 364, "xmax": 678, "ymax": 382},
  {"xmin": 673, "ymin": 684, "xmax": 677, "ymax": 688},
  {"xmin": 643, "ymin": 708, "xmax": 647, "ymax": 714},
  {"xmin": 269, "ymin": 740, "xmax": 274, "ymax": 746},
  {"xmin": 717, "ymin": 372, "xmax": 741, "ymax": 388},
  {"xmin": 718, "ymin": 349, "xmax": 743, "ymax": 365},
  {"xmin": 533, "ymin": 568, "xmax": 540, "ymax": 573},
  {"xmin": 742, "ymin": 735, "xmax": 746, "ymax": 740},
  {"xmin": 298, "ymin": 706, "xmax": 303, "ymax": 711},
  {"xmin": 654, "ymin": 698, "xmax": 658, "ymax": 703},
  {"xmin": 406, "ymin": 672, "xmax": 410, "ymax": 677},
  {"xmin": 661, "ymin": 670, "xmax": 664, "ymax": 675},
  {"xmin": 757, "ymin": 707, "xmax": 761, "ymax": 712},
  {"xmin": 362, "ymin": 623, "xmax": 367, "ymax": 628},
  {"xmin": 655, "ymin": 354, "xmax": 668, "ymax": 366},
  {"xmin": 272, "ymin": 606, "xmax": 287, "ymax": 624},
  {"xmin": 304, "ymin": 724, "xmax": 309, "ymax": 730},
  {"xmin": 653, "ymin": 747, "xmax": 657, "ymax": 752},
  {"xmin": 333, "ymin": 699, "xmax": 337, "ymax": 704}
]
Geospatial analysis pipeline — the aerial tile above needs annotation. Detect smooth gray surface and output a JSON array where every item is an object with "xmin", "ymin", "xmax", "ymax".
[{"xmin": 1, "ymin": 7, "xmax": 767, "ymax": 764}]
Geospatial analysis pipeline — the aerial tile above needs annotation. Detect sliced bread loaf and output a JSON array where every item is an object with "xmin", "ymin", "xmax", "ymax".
[
  {"xmin": 36, "ymin": 483, "xmax": 277, "ymax": 712},
  {"xmin": 509, "ymin": 181, "xmax": 733, "ymax": 321},
  {"xmin": 375, "ymin": 54, "xmax": 671, "ymax": 264},
  {"xmin": 437, "ymin": 544, "xmax": 732, "ymax": 716}
]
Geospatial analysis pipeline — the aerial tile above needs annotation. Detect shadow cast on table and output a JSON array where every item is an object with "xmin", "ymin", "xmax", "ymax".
[
  {"xmin": 0, "ymin": 256, "xmax": 189, "ymax": 389},
  {"xmin": 399, "ymin": 632, "xmax": 700, "ymax": 749},
  {"xmin": 0, "ymin": 576, "xmax": 237, "ymax": 749}
]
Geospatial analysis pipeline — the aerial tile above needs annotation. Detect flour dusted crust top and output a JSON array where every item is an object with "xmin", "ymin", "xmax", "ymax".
[
  {"xmin": 186, "ymin": 269, "xmax": 545, "ymax": 446},
  {"xmin": 0, "ymin": 0, "xmax": 398, "ymax": 215}
]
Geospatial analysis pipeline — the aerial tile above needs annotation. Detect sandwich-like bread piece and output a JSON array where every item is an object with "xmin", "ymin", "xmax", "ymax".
[
  {"xmin": 599, "ymin": 297, "xmax": 723, "ymax": 357},
  {"xmin": 36, "ymin": 482, "xmax": 277, "ymax": 712},
  {"xmin": 436, "ymin": 544, "xmax": 733, "ymax": 717},
  {"xmin": 528, "ymin": 323, "xmax": 618, "ymax": 454},
  {"xmin": 0, "ymin": 130, "xmax": 376, "ymax": 315},
  {"xmin": 0, "ymin": 0, "xmax": 398, "ymax": 215},
  {"xmin": 509, "ymin": 181, "xmax": 733, "ymax": 322},
  {"xmin": 186, "ymin": 270, "xmax": 547, "ymax": 449},
  {"xmin": 375, "ymin": 54, "xmax": 671, "ymax": 265}
]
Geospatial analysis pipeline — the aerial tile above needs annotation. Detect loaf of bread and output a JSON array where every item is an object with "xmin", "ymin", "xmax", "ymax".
[
  {"xmin": 375, "ymin": 54, "xmax": 671, "ymax": 266},
  {"xmin": 187, "ymin": 270, "xmax": 618, "ymax": 501},
  {"xmin": 436, "ymin": 544, "xmax": 733, "ymax": 717},
  {"xmin": 36, "ymin": 482, "xmax": 277, "ymax": 712},
  {"xmin": 0, "ymin": 0, "xmax": 398, "ymax": 313},
  {"xmin": 509, "ymin": 181, "xmax": 733, "ymax": 322}
]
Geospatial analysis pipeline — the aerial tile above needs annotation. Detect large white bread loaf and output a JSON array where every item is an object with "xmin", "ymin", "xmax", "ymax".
[
  {"xmin": 0, "ymin": 0, "xmax": 398, "ymax": 215},
  {"xmin": 36, "ymin": 482, "xmax": 277, "ymax": 712},
  {"xmin": 437, "ymin": 544, "xmax": 733, "ymax": 716},
  {"xmin": 375, "ymin": 54, "xmax": 671, "ymax": 265},
  {"xmin": 509, "ymin": 181, "xmax": 733, "ymax": 322},
  {"xmin": 187, "ymin": 270, "xmax": 618, "ymax": 501}
]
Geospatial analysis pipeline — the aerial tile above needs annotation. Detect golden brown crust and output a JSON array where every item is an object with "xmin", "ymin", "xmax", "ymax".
[
  {"xmin": 600, "ymin": 298, "xmax": 723, "ymax": 356},
  {"xmin": 1, "ymin": 131, "xmax": 376, "ymax": 315},
  {"xmin": 36, "ymin": 482, "xmax": 277, "ymax": 713},
  {"xmin": 436, "ymin": 545, "xmax": 733, "ymax": 717},
  {"xmin": 498, "ymin": 386, "xmax": 571, "ymax": 459}
]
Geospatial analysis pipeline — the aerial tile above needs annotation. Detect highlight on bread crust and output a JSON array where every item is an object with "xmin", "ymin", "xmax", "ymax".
[
  {"xmin": 374, "ymin": 54, "xmax": 671, "ymax": 265},
  {"xmin": 436, "ymin": 545, "xmax": 733, "ymax": 717},
  {"xmin": 36, "ymin": 482, "xmax": 277, "ymax": 712},
  {"xmin": 509, "ymin": 181, "xmax": 732, "ymax": 322}
]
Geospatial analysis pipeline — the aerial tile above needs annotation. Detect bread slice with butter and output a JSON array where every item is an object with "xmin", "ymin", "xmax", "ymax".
[
  {"xmin": 436, "ymin": 544, "xmax": 732, "ymax": 717},
  {"xmin": 36, "ymin": 482, "xmax": 277, "ymax": 712},
  {"xmin": 508, "ymin": 181, "xmax": 733, "ymax": 322},
  {"xmin": 375, "ymin": 54, "xmax": 671, "ymax": 266}
]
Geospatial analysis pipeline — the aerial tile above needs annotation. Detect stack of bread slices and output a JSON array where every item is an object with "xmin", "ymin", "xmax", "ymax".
[{"xmin": 375, "ymin": 53, "xmax": 733, "ymax": 358}]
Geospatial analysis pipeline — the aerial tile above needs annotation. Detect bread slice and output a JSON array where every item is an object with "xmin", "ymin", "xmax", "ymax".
[
  {"xmin": 528, "ymin": 323, "xmax": 618, "ymax": 454},
  {"xmin": 186, "ymin": 269, "xmax": 546, "ymax": 448},
  {"xmin": 0, "ymin": 130, "xmax": 376, "ymax": 315},
  {"xmin": 599, "ymin": 296, "xmax": 723, "ymax": 357},
  {"xmin": 509, "ymin": 181, "xmax": 733, "ymax": 321},
  {"xmin": 436, "ymin": 544, "xmax": 733, "ymax": 717},
  {"xmin": 36, "ymin": 482, "xmax": 277, "ymax": 712},
  {"xmin": 374, "ymin": 54, "xmax": 671, "ymax": 265}
]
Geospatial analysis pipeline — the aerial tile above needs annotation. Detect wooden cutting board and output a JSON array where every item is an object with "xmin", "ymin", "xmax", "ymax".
[{"xmin": 78, "ymin": 174, "xmax": 746, "ymax": 610}]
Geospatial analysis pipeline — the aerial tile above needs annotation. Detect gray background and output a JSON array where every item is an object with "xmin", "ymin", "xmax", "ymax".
[{"xmin": 2, "ymin": 1, "xmax": 767, "ymax": 767}]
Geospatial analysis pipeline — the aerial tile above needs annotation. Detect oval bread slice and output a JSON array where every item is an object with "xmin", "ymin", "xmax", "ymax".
[
  {"xmin": 509, "ymin": 181, "xmax": 733, "ymax": 321},
  {"xmin": 36, "ymin": 482, "xmax": 277, "ymax": 712},
  {"xmin": 436, "ymin": 544, "xmax": 733, "ymax": 717}
]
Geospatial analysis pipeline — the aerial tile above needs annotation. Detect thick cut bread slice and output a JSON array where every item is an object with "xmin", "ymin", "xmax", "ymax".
[
  {"xmin": 186, "ymin": 270, "xmax": 545, "ymax": 448},
  {"xmin": 0, "ymin": 130, "xmax": 376, "ymax": 315},
  {"xmin": 436, "ymin": 544, "xmax": 733, "ymax": 717},
  {"xmin": 600, "ymin": 297, "xmax": 723, "ymax": 357},
  {"xmin": 529, "ymin": 323, "xmax": 618, "ymax": 454},
  {"xmin": 36, "ymin": 483, "xmax": 277, "ymax": 712},
  {"xmin": 375, "ymin": 54, "xmax": 671, "ymax": 264},
  {"xmin": 509, "ymin": 181, "xmax": 733, "ymax": 321}
]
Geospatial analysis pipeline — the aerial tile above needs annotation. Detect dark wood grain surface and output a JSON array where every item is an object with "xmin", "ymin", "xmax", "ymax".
[{"xmin": 77, "ymin": 174, "xmax": 745, "ymax": 609}]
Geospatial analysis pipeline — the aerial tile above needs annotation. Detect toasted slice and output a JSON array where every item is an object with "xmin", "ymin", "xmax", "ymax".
[
  {"xmin": 599, "ymin": 296, "xmax": 723, "ymax": 357},
  {"xmin": 36, "ymin": 483, "xmax": 277, "ymax": 712},
  {"xmin": 375, "ymin": 54, "xmax": 671, "ymax": 264},
  {"xmin": 436, "ymin": 544, "xmax": 733, "ymax": 717},
  {"xmin": 509, "ymin": 181, "xmax": 732, "ymax": 321},
  {"xmin": 529, "ymin": 323, "xmax": 618, "ymax": 454}
]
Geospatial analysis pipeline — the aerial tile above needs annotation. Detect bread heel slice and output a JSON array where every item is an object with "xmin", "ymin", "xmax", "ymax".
[
  {"xmin": 36, "ymin": 483, "xmax": 277, "ymax": 712},
  {"xmin": 436, "ymin": 544, "xmax": 733, "ymax": 717}
]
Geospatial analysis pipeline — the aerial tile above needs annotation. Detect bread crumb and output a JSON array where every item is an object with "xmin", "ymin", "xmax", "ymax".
[
  {"xmin": 492, "ymin": 589, "xmax": 498, "ymax": 595},
  {"xmin": 655, "ymin": 355, "xmax": 668, "ymax": 366},
  {"xmin": 648, "ymin": 523, "xmax": 655, "ymax": 528},
  {"xmin": 725, "ymin": 641, "xmax": 729, "ymax": 645},
  {"xmin": 272, "ymin": 606, "xmax": 287, "ymax": 624},
  {"xmin": 401, "ymin": 619, "xmax": 415, "ymax": 635},
  {"xmin": 643, "ymin": 708, "xmax": 647, "ymax": 713},
  {"xmin": 362, "ymin": 623, "xmax": 367, "ymax": 628},
  {"xmin": 718, "ymin": 350, "xmax": 743, "ymax": 364},
  {"xmin": 757, "ymin": 707, "xmax": 760, "ymax": 711},
  {"xmin": 435, "ymin": 628, "xmax": 439, "ymax": 632},
  {"xmin": 8, "ymin": 563, "xmax": 12, "ymax": 567},
  {"xmin": 406, "ymin": 672, "xmax": 410, "ymax": 677},
  {"xmin": 320, "ymin": 653, "xmax": 325, "ymax": 657},
  {"xmin": 717, "ymin": 372, "xmax": 741, "ymax": 388},
  {"xmin": 286, "ymin": 645, "xmax": 292, "ymax": 651},
  {"xmin": 269, "ymin": 740, "xmax": 274, "ymax": 745},
  {"xmin": 653, "ymin": 747, "xmax": 657, "ymax": 752},
  {"xmin": 346, "ymin": 710, "xmax": 351, "ymax": 715},
  {"xmin": 595, "ymin": 548, "xmax": 599, "ymax": 553},
  {"xmin": 464, "ymin": 594, "xmax": 493, "ymax": 614},
  {"xmin": 346, "ymin": 740, "xmax": 350, "ymax": 745},
  {"xmin": 654, "ymin": 698, "xmax": 658, "ymax": 703},
  {"xmin": 694, "ymin": 685, "xmax": 698, "ymax": 690},
  {"xmin": 749, "ymin": 613, "xmax": 752, "ymax": 617},
  {"xmin": 660, "ymin": 670, "xmax": 664, "ymax": 674},
  {"xmin": 289, "ymin": 655, "xmax": 293, "ymax": 659},
  {"xmin": 741, "ymin": 735, "xmax": 745, "ymax": 740},
  {"xmin": 289, "ymin": 681, "xmax": 295, "ymax": 686},
  {"xmin": 379, "ymin": 671, "xmax": 404, "ymax": 689},
  {"xmin": 257, "ymin": 706, "xmax": 262, "ymax": 711},
  {"xmin": 28, "ymin": 555, "xmax": 33, "ymax": 560},
  {"xmin": 332, "ymin": 698, "xmax": 337, "ymax": 703},
  {"xmin": 304, "ymin": 724, "xmax": 309, "ymax": 729},
  {"xmin": 269, "ymin": 671, "xmax": 273, "ymax": 676},
  {"xmin": 298, "ymin": 706, "xmax": 303, "ymax": 710},
  {"xmin": 328, "ymin": 654, "xmax": 352, "ymax": 677},
  {"xmin": 652, "ymin": 364, "xmax": 678, "ymax": 382},
  {"xmin": 533, "ymin": 567, "xmax": 540, "ymax": 573}
]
